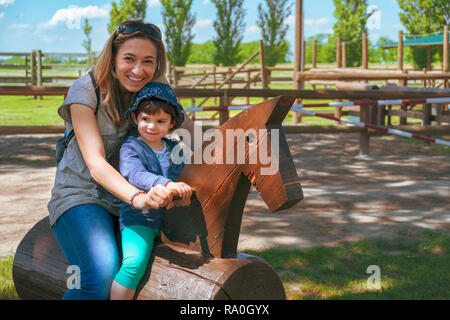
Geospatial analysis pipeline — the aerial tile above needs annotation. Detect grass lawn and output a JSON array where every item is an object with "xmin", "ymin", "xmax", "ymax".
[
  {"xmin": 0, "ymin": 95, "xmax": 64, "ymax": 126},
  {"xmin": 1, "ymin": 229, "xmax": 448, "ymax": 300},
  {"xmin": 244, "ymin": 229, "xmax": 449, "ymax": 300},
  {"xmin": 0, "ymin": 255, "xmax": 18, "ymax": 300}
]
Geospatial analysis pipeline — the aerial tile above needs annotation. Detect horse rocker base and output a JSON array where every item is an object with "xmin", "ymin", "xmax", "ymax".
[
  {"xmin": 13, "ymin": 217, "xmax": 285, "ymax": 300},
  {"xmin": 13, "ymin": 96, "xmax": 303, "ymax": 300}
]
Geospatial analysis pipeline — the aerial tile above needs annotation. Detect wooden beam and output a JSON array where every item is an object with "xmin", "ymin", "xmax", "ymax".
[
  {"xmin": 0, "ymin": 126, "xmax": 65, "ymax": 135},
  {"xmin": 2, "ymin": 85, "xmax": 450, "ymax": 100},
  {"xmin": 295, "ymin": 72, "xmax": 450, "ymax": 81}
]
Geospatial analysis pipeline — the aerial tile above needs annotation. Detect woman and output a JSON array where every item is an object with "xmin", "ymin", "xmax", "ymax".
[{"xmin": 48, "ymin": 20, "xmax": 194, "ymax": 300}]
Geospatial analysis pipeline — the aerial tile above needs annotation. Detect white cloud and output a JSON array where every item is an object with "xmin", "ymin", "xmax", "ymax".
[
  {"xmin": 38, "ymin": 5, "xmax": 110, "ymax": 29},
  {"xmin": 0, "ymin": 12, "xmax": 4, "ymax": 19},
  {"xmin": 148, "ymin": 0, "xmax": 160, "ymax": 7},
  {"xmin": 203, "ymin": 0, "xmax": 210, "ymax": 4},
  {"xmin": 0, "ymin": 0, "xmax": 14, "ymax": 7},
  {"xmin": 195, "ymin": 19, "xmax": 212, "ymax": 28},
  {"xmin": 286, "ymin": 15, "xmax": 295, "ymax": 26},
  {"xmin": 305, "ymin": 17, "xmax": 330, "ymax": 27},
  {"xmin": 245, "ymin": 25, "xmax": 260, "ymax": 35}
]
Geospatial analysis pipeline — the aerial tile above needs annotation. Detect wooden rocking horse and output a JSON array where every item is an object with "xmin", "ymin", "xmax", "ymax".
[{"xmin": 12, "ymin": 96, "xmax": 303, "ymax": 300}]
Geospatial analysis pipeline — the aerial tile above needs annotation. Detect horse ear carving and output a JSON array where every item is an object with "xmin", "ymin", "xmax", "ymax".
[{"xmin": 161, "ymin": 96, "xmax": 303, "ymax": 258}]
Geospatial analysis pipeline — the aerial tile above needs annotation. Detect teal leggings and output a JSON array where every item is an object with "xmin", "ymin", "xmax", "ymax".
[{"xmin": 114, "ymin": 225, "xmax": 160, "ymax": 290}]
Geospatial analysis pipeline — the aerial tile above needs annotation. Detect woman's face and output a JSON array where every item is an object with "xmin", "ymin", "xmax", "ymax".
[{"xmin": 114, "ymin": 38, "xmax": 158, "ymax": 93}]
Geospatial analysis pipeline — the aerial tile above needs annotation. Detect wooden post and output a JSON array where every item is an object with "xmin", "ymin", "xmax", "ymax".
[
  {"xmin": 423, "ymin": 103, "xmax": 432, "ymax": 125},
  {"xmin": 443, "ymin": 25, "xmax": 449, "ymax": 88},
  {"xmin": 31, "ymin": 50, "xmax": 37, "ymax": 86},
  {"xmin": 259, "ymin": 40, "xmax": 268, "ymax": 101},
  {"xmin": 377, "ymin": 105, "xmax": 386, "ymax": 125},
  {"xmin": 219, "ymin": 93, "xmax": 229, "ymax": 125},
  {"xmin": 245, "ymin": 70, "xmax": 250, "ymax": 105},
  {"xmin": 212, "ymin": 66, "xmax": 217, "ymax": 104},
  {"xmin": 423, "ymin": 68, "xmax": 427, "ymax": 87},
  {"xmin": 359, "ymin": 104, "xmax": 377, "ymax": 155},
  {"xmin": 25, "ymin": 55, "xmax": 29, "ymax": 86},
  {"xmin": 336, "ymin": 36, "xmax": 341, "ymax": 68},
  {"xmin": 293, "ymin": 0, "xmax": 304, "ymax": 124},
  {"xmin": 167, "ymin": 62, "xmax": 172, "ymax": 85},
  {"xmin": 172, "ymin": 67, "xmax": 178, "ymax": 87},
  {"xmin": 341, "ymin": 42, "xmax": 347, "ymax": 68},
  {"xmin": 398, "ymin": 30, "xmax": 404, "ymax": 71},
  {"xmin": 31, "ymin": 50, "xmax": 37, "ymax": 99},
  {"xmin": 228, "ymin": 67, "xmax": 233, "ymax": 89},
  {"xmin": 362, "ymin": 32, "xmax": 368, "ymax": 69},
  {"xmin": 37, "ymin": 50, "xmax": 42, "ymax": 86},
  {"xmin": 427, "ymin": 46, "xmax": 432, "ymax": 71},
  {"xmin": 387, "ymin": 105, "xmax": 392, "ymax": 125},
  {"xmin": 303, "ymin": 40, "xmax": 306, "ymax": 71},
  {"xmin": 312, "ymin": 40, "xmax": 317, "ymax": 69}
]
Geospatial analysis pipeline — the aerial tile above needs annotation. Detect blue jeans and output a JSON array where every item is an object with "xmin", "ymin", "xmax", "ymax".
[{"xmin": 52, "ymin": 204, "xmax": 120, "ymax": 300}]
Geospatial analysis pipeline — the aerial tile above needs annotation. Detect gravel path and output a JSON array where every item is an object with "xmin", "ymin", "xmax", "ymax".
[{"xmin": 1, "ymin": 132, "xmax": 449, "ymax": 258}]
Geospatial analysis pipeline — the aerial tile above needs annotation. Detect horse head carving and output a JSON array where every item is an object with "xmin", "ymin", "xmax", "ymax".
[{"xmin": 162, "ymin": 96, "xmax": 303, "ymax": 258}]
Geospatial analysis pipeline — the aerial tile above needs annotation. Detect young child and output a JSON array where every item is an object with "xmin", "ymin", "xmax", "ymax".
[{"xmin": 110, "ymin": 82, "xmax": 192, "ymax": 300}]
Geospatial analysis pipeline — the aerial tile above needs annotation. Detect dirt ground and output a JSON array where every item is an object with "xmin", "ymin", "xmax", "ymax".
[{"xmin": 0, "ymin": 132, "xmax": 449, "ymax": 258}]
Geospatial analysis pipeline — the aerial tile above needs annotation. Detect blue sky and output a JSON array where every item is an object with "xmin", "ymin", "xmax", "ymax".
[{"xmin": 0, "ymin": 0, "xmax": 404, "ymax": 54}]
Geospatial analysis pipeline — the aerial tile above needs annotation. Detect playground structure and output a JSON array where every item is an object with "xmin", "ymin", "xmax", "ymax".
[{"xmin": 12, "ymin": 96, "xmax": 303, "ymax": 300}]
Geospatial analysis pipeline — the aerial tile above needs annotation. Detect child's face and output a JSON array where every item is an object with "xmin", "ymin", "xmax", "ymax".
[{"xmin": 131, "ymin": 109, "xmax": 174, "ymax": 146}]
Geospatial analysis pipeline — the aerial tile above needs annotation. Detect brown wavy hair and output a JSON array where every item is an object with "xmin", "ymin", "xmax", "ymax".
[{"xmin": 94, "ymin": 21, "xmax": 167, "ymax": 125}]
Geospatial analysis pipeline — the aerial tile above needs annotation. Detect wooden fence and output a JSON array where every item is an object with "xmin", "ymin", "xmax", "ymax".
[
  {"xmin": 0, "ymin": 51, "xmax": 96, "ymax": 85},
  {"xmin": 1, "ymin": 85, "xmax": 449, "ymax": 154}
]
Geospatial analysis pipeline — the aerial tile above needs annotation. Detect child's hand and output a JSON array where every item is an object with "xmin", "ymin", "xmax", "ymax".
[
  {"xmin": 166, "ymin": 181, "xmax": 192, "ymax": 207},
  {"xmin": 132, "ymin": 184, "xmax": 174, "ymax": 210}
]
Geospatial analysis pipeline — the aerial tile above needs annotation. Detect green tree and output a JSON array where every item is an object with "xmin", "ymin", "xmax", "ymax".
[
  {"xmin": 333, "ymin": 0, "xmax": 374, "ymax": 67},
  {"xmin": 397, "ymin": 0, "xmax": 448, "ymax": 69},
  {"xmin": 211, "ymin": 0, "xmax": 246, "ymax": 66},
  {"xmin": 256, "ymin": 0, "xmax": 292, "ymax": 66},
  {"xmin": 107, "ymin": 0, "xmax": 147, "ymax": 34},
  {"xmin": 161, "ymin": 0, "xmax": 196, "ymax": 67},
  {"xmin": 369, "ymin": 37, "xmax": 397, "ymax": 65},
  {"xmin": 82, "ymin": 18, "xmax": 92, "ymax": 55},
  {"xmin": 186, "ymin": 41, "xmax": 216, "ymax": 64},
  {"xmin": 305, "ymin": 34, "xmax": 336, "ymax": 65}
]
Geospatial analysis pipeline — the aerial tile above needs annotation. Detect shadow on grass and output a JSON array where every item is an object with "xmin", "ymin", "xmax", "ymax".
[
  {"xmin": 244, "ymin": 229, "xmax": 449, "ymax": 300},
  {"xmin": 1, "ymin": 230, "xmax": 448, "ymax": 300}
]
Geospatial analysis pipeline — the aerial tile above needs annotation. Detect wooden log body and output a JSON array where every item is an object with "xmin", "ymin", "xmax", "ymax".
[{"xmin": 13, "ymin": 217, "xmax": 285, "ymax": 300}]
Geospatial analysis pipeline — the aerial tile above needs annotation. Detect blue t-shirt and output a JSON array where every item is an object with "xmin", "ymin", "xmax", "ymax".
[
  {"xmin": 118, "ymin": 136, "xmax": 185, "ymax": 230},
  {"xmin": 153, "ymin": 141, "xmax": 171, "ymax": 177}
]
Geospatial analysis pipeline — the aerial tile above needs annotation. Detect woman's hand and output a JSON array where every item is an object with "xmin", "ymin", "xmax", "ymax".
[
  {"xmin": 166, "ymin": 181, "xmax": 192, "ymax": 207},
  {"xmin": 132, "ymin": 184, "xmax": 175, "ymax": 210}
]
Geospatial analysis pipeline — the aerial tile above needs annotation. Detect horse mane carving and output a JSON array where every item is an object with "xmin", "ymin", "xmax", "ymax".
[{"xmin": 162, "ymin": 96, "xmax": 304, "ymax": 258}]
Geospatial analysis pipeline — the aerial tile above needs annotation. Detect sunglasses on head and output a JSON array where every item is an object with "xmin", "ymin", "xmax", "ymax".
[{"xmin": 116, "ymin": 21, "xmax": 161, "ymax": 40}]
